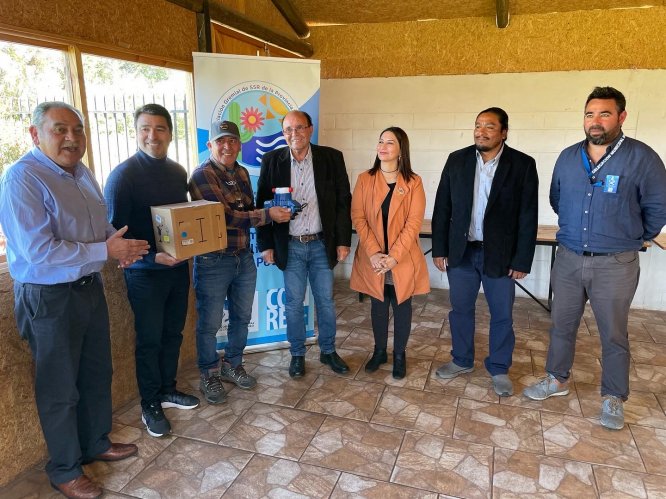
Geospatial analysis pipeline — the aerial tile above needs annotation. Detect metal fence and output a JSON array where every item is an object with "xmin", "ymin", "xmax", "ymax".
[{"xmin": 88, "ymin": 93, "xmax": 196, "ymax": 190}]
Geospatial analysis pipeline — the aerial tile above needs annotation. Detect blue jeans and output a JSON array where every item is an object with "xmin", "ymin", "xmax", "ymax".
[
  {"xmin": 284, "ymin": 239, "xmax": 336, "ymax": 356},
  {"xmin": 447, "ymin": 245, "xmax": 516, "ymax": 375},
  {"xmin": 193, "ymin": 250, "xmax": 256, "ymax": 371},
  {"xmin": 124, "ymin": 265, "xmax": 190, "ymax": 403}
]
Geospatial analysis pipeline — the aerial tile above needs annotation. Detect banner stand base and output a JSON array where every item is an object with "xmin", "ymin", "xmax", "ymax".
[{"xmin": 217, "ymin": 336, "xmax": 317, "ymax": 356}]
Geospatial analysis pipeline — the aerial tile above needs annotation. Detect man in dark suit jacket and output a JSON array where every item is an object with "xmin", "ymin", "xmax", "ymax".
[
  {"xmin": 431, "ymin": 107, "xmax": 538, "ymax": 397},
  {"xmin": 257, "ymin": 110, "xmax": 352, "ymax": 378}
]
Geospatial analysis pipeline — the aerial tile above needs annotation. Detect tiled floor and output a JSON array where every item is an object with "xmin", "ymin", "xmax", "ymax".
[{"xmin": 4, "ymin": 282, "xmax": 666, "ymax": 498}]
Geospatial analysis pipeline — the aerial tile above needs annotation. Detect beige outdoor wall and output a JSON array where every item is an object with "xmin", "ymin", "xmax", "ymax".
[
  {"xmin": 0, "ymin": 263, "xmax": 197, "ymax": 485},
  {"xmin": 311, "ymin": 7, "xmax": 666, "ymax": 79},
  {"xmin": 0, "ymin": 0, "xmax": 197, "ymax": 65},
  {"xmin": 322, "ymin": 69, "xmax": 666, "ymax": 310}
]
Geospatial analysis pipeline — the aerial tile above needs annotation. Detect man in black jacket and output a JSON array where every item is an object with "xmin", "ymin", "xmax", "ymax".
[
  {"xmin": 432, "ymin": 107, "xmax": 538, "ymax": 396},
  {"xmin": 257, "ymin": 110, "xmax": 352, "ymax": 378}
]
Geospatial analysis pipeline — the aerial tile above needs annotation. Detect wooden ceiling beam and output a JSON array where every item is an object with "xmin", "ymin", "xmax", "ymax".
[
  {"xmin": 496, "ymin": 0, "xmax": 510, "ymax": 28},
  {"xmin": 164, "ymin": 0, "xmax": 313, "ymax": 57},
  {"xmin": 270, "ymin": 0, "xmax": 310, "ymax": 39},
  {"xmin": 196, "ymin": 0, "xmax": 212, "ymax": 52}
]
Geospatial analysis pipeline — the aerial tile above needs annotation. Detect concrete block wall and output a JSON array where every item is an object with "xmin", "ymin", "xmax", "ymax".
[{"xmin": 321, "ymin": 69, "xmax": 666, "ymax": 310}]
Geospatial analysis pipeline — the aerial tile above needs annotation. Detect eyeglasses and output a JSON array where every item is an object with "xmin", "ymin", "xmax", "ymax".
[{"xmin": 283, "ymin": 125, "xmax": 310, "ymax": 135}]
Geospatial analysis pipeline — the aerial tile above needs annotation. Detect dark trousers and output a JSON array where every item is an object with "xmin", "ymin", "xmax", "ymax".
[
  {"xmin": 13, "ymin": 275, "xmax": 112, "ymax": 485},
  {"xmin": 370, "ymin": 284, "xmax": 413, "ymax": 354},
  {"xmin": 124, "ymin": 264, "xmax": 190, "ymax": 403},
  {"xmin": 447, "ymin": 245, "xmax": 516, "ymax": 375}
]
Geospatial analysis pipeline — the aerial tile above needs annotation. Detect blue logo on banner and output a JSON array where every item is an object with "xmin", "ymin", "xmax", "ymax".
[
  {"xmin": 208, "ymin": 84, "xmax": 297, "ymax": 174},
  {"xmin": 241, "ymin": 130, "xmax": 286, "ymax": 167}
]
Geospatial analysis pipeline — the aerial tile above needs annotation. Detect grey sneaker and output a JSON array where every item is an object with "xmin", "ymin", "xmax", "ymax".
[
  {"xmin": 200, "ymin": 370, "xmax": 227, "ymax": 404},
  {"xmin": 492, "ymin": 374, "xmax": 514, "ymax": 397},
  {"xmin": 436, "ymin": 360, "xmax": 474, "ymax": 379},
  {"xmin": 600, "ymin": 395, "xmax": 624, "ymax": 430},
  {"xmin": 220, "ymin": 361, "xmax": 257, "ymax": 390},
  {"xmin": 523, "ymin": 374, "xmax": 569, "ymax": 401}
]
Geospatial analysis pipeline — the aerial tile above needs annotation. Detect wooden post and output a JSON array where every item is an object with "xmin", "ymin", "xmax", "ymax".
[
  {"xmin": 197, "ymin": 0, "xmax": 212, "ymax": 52},
  {"xmin": 496, "ymin": 0, "xmax": 510, "ymax": 28},
  {"xmin": 66, "ymin": 45, "xmax": 95, "ymax": 173}
]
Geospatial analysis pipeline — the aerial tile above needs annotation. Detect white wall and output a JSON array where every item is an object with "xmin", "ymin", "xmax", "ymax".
[{"xmin": 321, "ymin": 69, "xmax": 666, "ymax": 310}]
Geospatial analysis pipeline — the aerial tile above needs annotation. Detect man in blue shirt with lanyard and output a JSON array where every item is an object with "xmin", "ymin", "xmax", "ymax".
[
  {"xmin": 0, "ymin": 102, "xmax": 149, "ymax": 498},
  {"xmin": 524, "ymin": 87, "xmax": 666, "ymax": 430}
]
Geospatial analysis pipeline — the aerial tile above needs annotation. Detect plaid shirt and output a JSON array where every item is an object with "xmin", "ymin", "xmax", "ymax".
[{"xmin": 189, "ymin": 157, "xmax": 270, "ymax": 253}]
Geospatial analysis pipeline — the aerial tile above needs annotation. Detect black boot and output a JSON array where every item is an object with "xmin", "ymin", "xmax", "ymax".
[
  {"xmin": 393, "ymin": 352, "xmax": 406, "ymax": 379},
  {"xmin": 365, "ymin": 348, "xmax": 387, "ymax": 373}
]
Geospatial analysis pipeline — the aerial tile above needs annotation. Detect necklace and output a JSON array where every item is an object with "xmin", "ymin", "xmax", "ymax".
[{"xmin": 380, "ymin": 167, "xmax": 398, "ymax": 173}]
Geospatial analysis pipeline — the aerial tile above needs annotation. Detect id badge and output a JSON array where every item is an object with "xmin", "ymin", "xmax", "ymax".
[{"xmin": 603, "ymin": 175, "xmax": 619, "ymax": 193}]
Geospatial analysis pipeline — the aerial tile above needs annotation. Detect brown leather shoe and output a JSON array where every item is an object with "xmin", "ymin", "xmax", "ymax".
[
  {"xmin": 92, "ymin": 442, "xmax": 138, "ymax": 462},
  {"xmin": 51, "ymin": 475, "xmax": 102, "ymax": 499}
]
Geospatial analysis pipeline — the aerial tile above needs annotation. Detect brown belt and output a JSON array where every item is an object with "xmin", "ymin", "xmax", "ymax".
[{"xmin": 290, "ymin": 232, "xmax": 324, "ymax": 243}]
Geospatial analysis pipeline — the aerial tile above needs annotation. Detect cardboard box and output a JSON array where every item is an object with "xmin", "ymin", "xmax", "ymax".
[{"xmin": 151, "ymin": 200, "xmax": 227, "ymax": 259}]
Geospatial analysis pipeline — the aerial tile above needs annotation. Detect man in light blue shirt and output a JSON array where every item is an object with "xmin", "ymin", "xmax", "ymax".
[{"xmin": 0, "ymin": 102, "xmax": 149, "ymax": 498}]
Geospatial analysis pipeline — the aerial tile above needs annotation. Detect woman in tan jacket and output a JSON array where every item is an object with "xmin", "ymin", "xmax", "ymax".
[{"xmin": 350, "ymin": 127, "xmax": 430, "ymax": 379}]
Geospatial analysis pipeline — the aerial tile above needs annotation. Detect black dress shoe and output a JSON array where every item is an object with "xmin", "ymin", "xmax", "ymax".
[
  {"xmin": 289, "ymin": 356, "xmax": 306, "ymax": 378},
  {"xmin": 393, "ymin": 352, "xmax": 406, "ymax": 379},
  {"xmin": 365, "ymin": 348, "xmax": 387, "ymax": 372},
  {"xmin": 320, "ymin": 351, "xmax": 349, "ymax": 373}
]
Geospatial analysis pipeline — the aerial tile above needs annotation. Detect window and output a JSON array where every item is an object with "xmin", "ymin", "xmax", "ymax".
[
  {"xmin": 82, "ymin": 54, "xmax": 197, "ymax": 190},
  {"xmin": 0, "ymin": 35, "xmax": 197, "ymax": 271},
  {"xmin": 0, "ymin": 41, "xmax": 71, "ymax": 267}
]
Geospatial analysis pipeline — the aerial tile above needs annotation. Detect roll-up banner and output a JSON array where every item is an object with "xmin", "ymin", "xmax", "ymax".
[{"xmin": 192, "ymin": 53, "xmax": 321, "ymax": 351}]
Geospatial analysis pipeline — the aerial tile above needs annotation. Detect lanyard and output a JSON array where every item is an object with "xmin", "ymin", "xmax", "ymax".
[{"xmin": 581, "ymin": 134, "xmax": 625, "ymax": 186}]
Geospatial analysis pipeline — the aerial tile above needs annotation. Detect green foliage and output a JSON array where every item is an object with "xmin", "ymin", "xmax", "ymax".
[
  {"xmin": 82, "ymin": 56, "xmax": 170, "ymax": 87},
  {"xmin": 83, "ymin": 58, "xmax": 114, "ymax": 84},
  {"xmin": 0, "ymin": 139, "xmax": 30, "ymax": 174},
  {"xmin": 119, "ymin": 62, "xmax": 168, "ymax": 83}
]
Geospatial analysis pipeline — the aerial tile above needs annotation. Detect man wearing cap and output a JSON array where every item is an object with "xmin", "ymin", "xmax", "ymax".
[
  {"xmin": 189, "ymin": 120, "xmax": 291, "ymax": 404},
  {"xmin": 257, "ymin": 110, "xmax": 353, "ymax": 378},
  {"xmin": 105, "ymin": 103, "xmax": 200, "ymax": 439}
]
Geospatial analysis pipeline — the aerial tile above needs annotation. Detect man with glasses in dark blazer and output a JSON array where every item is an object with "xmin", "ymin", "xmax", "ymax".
[{"xmin": 257, "ymin": 110, "xmax": 352, "ymax": 378}]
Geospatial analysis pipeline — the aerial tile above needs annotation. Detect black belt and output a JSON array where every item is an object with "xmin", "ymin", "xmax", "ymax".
[
  {"xmin": 50, "ymin": 273, "xmax": 97, "ymax": 288},
  {"xmin": 290, "ymin": 232, "xmax": 323, "ymax": 243},
  {"xmin": 582, "ymin": 250, "xmax": 618, "ymax": 257},
  {"xmin": 467, "ymin": 240, "xmax": 484, "ymax": 249}
]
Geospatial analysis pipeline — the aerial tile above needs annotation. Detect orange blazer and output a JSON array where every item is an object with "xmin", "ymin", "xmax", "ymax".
[{"xmin": 350, "ymin": 170, "xmax": 430, "ymax": 304}]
